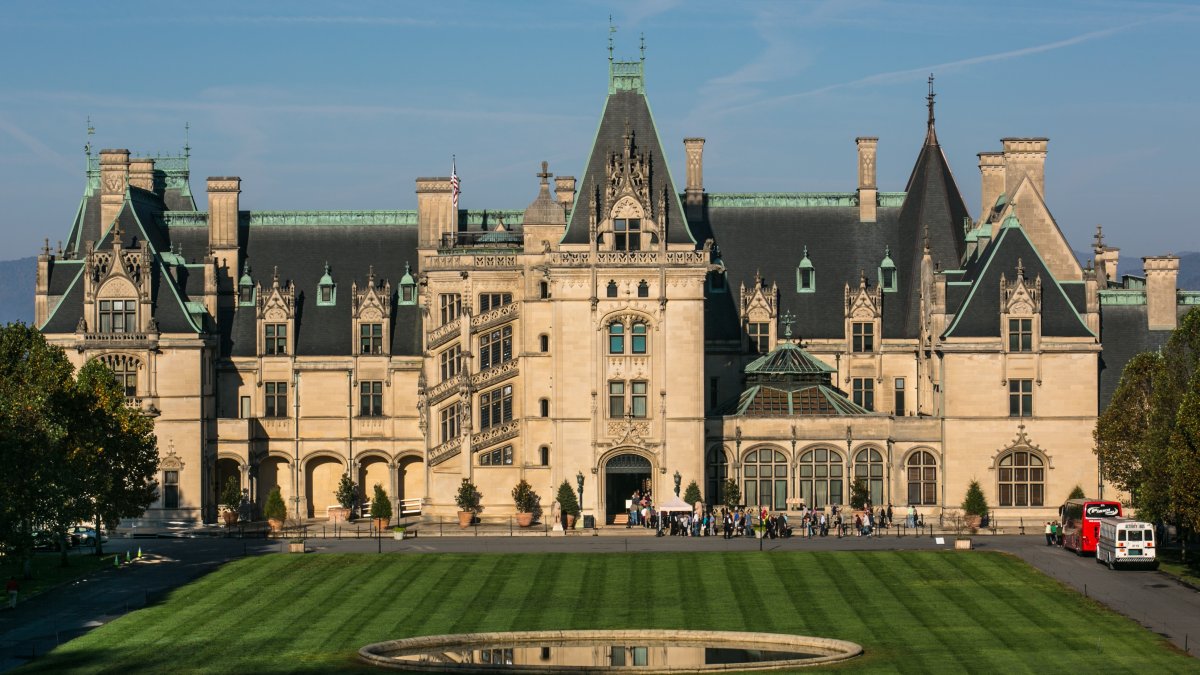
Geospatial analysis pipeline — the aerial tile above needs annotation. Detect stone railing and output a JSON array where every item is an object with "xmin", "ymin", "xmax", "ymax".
[
  {"xmin": 551, "ymin": 250, "xmax": 709, "ymax": 267},
  {"xmin": 470, "ymin": 302, "xmax": 519, "ymax": 334},
  {"xmin": 428, "ymin": 438, "xmax": 461, "ymax": 467},
  {"xmin": 426, "ymin": 253, "xmax": 520, "ymax": 269},
  {"xmin": 426, "ymin": 319, "xmax": 461, "ymax": 351},
  {"xmin": 471, "ymin": 359, "xmax": 518, "ymax": 390},
  {"xmin": 471, "ymin": 420, "xmax": 520, "ymax": 452},
  {"xmin": 80, "ymin": 333, "xmax": 158, "ymax": 350},
  {"xmin": 426, "ymin": 374, "xmax": 462, "ymax": 407}
]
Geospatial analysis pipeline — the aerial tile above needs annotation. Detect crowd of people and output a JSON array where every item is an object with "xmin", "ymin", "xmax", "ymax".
[{"xmin": 625, "ymin": 491, "xmax": 926, "ymax": 539}]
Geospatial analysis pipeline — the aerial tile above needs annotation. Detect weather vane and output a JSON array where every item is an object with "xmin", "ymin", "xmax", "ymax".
[
  {"xmin": 84, "ymin": 116, "xmax": 94, "ymax": 156},
  {"xmin": 608, "ymin": 15, "xmax": 616, "ymax": 62},
  {"xmin": 781, "ymin": 311, "xmax": 796, "ymax": 339}
]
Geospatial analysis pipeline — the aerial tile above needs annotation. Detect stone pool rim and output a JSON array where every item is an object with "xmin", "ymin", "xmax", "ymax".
[{"xmin": 359, "ymin": 629, "xmax": 863, "ymax": 671}]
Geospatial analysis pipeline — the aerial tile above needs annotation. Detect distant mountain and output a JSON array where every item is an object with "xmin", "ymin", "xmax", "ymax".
[
  {"xmin": 0, "ymin": 257, "xmax": 35, "ymax": 325},
  {"xmin": 1074, "ymin": 250, "xmax": 1200, "ymax": 290}
]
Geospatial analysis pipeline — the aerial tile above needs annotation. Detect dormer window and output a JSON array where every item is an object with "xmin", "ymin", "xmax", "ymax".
[
  {"xmin": 796, "ymin": 247, "xmax": 815, "ymax": 293},
  {"xmin": 398, "ymin": 263, "xmax": 416, "ymax": 306},
  {"xmin": 238, "ymin": 265, "xmax": 255, "ymax": 306},
  {"xmin": 708, "ymin": 271, "xmax": 727, "ymax": 293},
  {"xmin": 613, "ymin": 218, "xmax": 641, "ymax": 251},
  {"xmin": 317, "ymin": 262, "xmax": 336, "ymax": 306},
  {"xmin": 98, "ymin": 299, "xmax": 136, "ymax": 333},
  {"xmin": 878, "ymin": 247, "xmax": 897, "ymax": 292}
]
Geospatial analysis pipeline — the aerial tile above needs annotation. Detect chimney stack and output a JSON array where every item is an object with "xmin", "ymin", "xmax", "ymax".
[
  {"xmin": 99, "ymin": 149, "xmax": 130, "ymax": 227},
  {"xmin": 1001, "ymin": 137, "xmax": 1048, "ymax": 198},
  {"xmin": 416, "ymin": 177, "xmax": 455, "ymax": 249},
  {"xmin": 128, "ymin": 158, "xmax": 156, "ymax": 193},
  {"xmin": 977, "ymin": 152, "xmax": 1004, "ymax": 217},
  {"xmin": 555, "ymin": 176, "xmax": 576, "ymax": 212},
  {"xmin": 856, "ymin": 137, "xmax": 878, "ymax": 223},
  {"xmin": 683, "ymin": 137, "xmax": 706, "ymax": 207},
  {"xmin": 1143, "ymin": 256, "xmax": 1179, "ymax": 330}
]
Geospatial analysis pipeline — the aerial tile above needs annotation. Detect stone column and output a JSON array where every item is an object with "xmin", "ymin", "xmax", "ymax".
[{"xmin": 856, "ymin": 137, "xmax": 878, "ymax": 223}]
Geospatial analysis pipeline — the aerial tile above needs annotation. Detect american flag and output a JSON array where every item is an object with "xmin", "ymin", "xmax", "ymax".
[{"xmin": 450, "ymin": 156, "xmax": 460, "ymax": 211}]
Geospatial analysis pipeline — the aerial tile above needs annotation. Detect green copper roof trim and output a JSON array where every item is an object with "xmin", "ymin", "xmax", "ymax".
[
  {"xmin": 67, "ymin": 194, "xmax": 88, "ymax": 254},
  {"xmin": 943, "ymin": 224, "xmax": 1095, "ymax": 339},
  {"xmin": 732, "ymin": 383, "xmax": 873, "ymax": 417},
  {"xmin": 1002, "ymin": 212, "xmax": 1021, "ymax": 229},
  {"xmin": 316, "ymin": 262, "xmax": 336, "ymax": 307},
  {"xmin": 744, "ymin": 340, "xmax": 836, "ymax": 376},
  {"xmin": 1098, "ymin": 290, "xmax": 1146, "ymax": 306},
  {"xmin": 1178, "ymin": 291, "xmax": 1200, "ymax": 305},
  {"xmin": 994, "ymin": 193, "xmax": 1007, "ymax": 210},
  {"xmin": 247, "ymin": 210, "xmax": 420, "ymax": 227},
  {"xmin": 878, "ymin": 246, "xmax": 897, "ymax": 293},
  {"xmin": 706, "ymin": 192, "xmax": 906, "ymax": 209},
  {"xmin": 184, "ymin": 301, "xmax": 207, "ymax": 316},
  {"xmin": 38, "ymin": 265, "xmax": 84, "ymax": 331},
  {"xmin": 459, "ymin": 210, "xmax": 525, "ymax": 228},
  {"xmin": 609, "ymin": 60, "xmax": 645, "ymax": 94},
  {"xmin": 796, "ymin": 246, "xmax": 815, "ymax": 294},
  {"xmin": 397, "ymin": 262, "xmax": 417, "ymax": 306}
]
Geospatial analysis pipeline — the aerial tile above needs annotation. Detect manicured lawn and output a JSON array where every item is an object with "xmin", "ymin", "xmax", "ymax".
[
  {"xmin": 19, "ymin": 551, "xmax": 1194, "ymax": 674},
  {"xmin": 1158, "ymin": 549, "xmax": 1200, "ymax": 588},
  {"xmin": 2, "ymin": 550, "xmax": 116, "ymax": 600}
]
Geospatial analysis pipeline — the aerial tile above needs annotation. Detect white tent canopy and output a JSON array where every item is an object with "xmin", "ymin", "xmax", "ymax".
[{"xmin": 657, "ymin": 495, "xmax": 693, "ymax": 512}]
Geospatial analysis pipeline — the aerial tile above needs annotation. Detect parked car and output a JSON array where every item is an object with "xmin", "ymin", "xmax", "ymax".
[
  {"xmin": 69, "ymin": 526, "xmax": 108, "ymax": 547},
  {"xmin": 32, "ymin": 530, "xmax": 64, "ymax": 551}
]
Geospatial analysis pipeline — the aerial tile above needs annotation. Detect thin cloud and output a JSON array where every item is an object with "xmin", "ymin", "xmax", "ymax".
[
  {"xmin": 169, "ymin": 15, "xmax": 434, "ymax": 27},
  {"xmin": 0, "ymin": 115, "xmax": 75, "ymax": 173}
]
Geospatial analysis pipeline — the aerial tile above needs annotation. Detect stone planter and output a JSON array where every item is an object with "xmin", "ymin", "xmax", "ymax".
[
  {"xmin": 515, "ymin": 512, "xmax": 533, "ymax": 527},
  {"xmin": 222, "ymin": 510, "xmax": 239, "ymax": 526},
  {"xmin": 566, "ymin": 514, "xmax": 577, "ymax": 530},
  {"xmin": 268, "ymin": 518, "xmax": 284, "ymax": 533},
  {"xmin": 289, "ymin": 541, "xmax": 305, "ymax": 553},
  {"xmin": 954, "ymin": 538, "xmax": 973, "ymax": 550},
  {"xmin": 393, "ymin": 530, "xmax": 406, "ymax": 541},
  {"xmin": 373, "ymin": 518, "xmax": 390, "ymax": 532},
  {"xmin": 328, "ymin": 506, "xmax": 351, "ymax": 524},
  {"xmin": 458, "ymin": 511, "xmax": 474, "ymax": 528}
]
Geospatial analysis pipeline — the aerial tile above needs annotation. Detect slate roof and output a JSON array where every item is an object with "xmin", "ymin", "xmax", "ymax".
[
  {"xmin": 729, "ymin": 341, "xmax": 871, "ymax": 417},
  {"xmin": 1097, "ymin": 304, "xmax": 1176, "ymax": 410},
  {"xmin": 562, "ymin": 88, "xmax": 693, "ymax": 245},
  {"xmin": 943, "ymin": 217, "xmax": 1094, "ymax": 339}
]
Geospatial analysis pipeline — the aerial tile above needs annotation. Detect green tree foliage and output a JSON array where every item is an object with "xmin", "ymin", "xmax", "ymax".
[
  {"xmin": 850, "ymin": 478, "xmax": 870, "ymax": 510},
  {"xmin": 263, "ymin": 486, "xmax": 287, "ymax": 522},
  {"xmin": 683, "ymin": 480, "xmax": 703, "ymax": 506},
  {"xmin": 1094, "ymin": 351, "xmax": 1163, "ymax": 512},
  {"xmin": 455, "ymin": 478, "xmax": 482, "ymax": 514},
  {"xmin": 722, "ymin": 478, "xmax": 741, "ymax": 510},
  {"xmin": 962, "ymin": 480, "xmax": 989, "ymax": 517},
  {"xmin": 1068, "ymin": 485, "xmax": 1086, "ymax": 500},
  {"xmin": 220, "ymin": 476, "xmax": 242, "ymax": 512},
  {"xmin": 511, "ymin": 479, "xmax": 537, "ymax": 513},
  {"xmin": 555, "ymin": 480, "xmax": 579, "ymax": 517},
  {"xmin": 369, "ymin": 483, "xmax": 392, "ymax": 522},
  {"xmin": 335, "ymin": 473, "xmax": 356, "ymax": 510}
]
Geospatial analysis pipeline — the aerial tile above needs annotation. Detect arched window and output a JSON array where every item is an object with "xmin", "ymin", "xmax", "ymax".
[
  {"xmin": 798, "ymin": 448, "xmax": 843, "ymax": 508},
  {"xmin": 98, "ymin": 354, "xmax": 139, "ymax": 397},
  {"xmin": 613, "ymin": 218, "xmax": 641, "ymax": 251},
  {"xmin": 743, "ymin": 448, "xmax": 788, "ymax": 511},
  {"xmin": 706, "ymin": 447, "xmax": 727, "ymax": 506},
  {"xmin": 608, "ymin": 323, "xmax": 625, "ymax": 354},
  {"xmin": 539, "ymin": 334, "xmax": 549, "ymax": 352},
  {"xmin": 606, "ymin": 280, "xmax": 618, "ymax": 298},
  {"xmin": 631, "ymin": 323, "xmax": 647, "ymax": 354},
  {"xmin": 539, "ymin": 398, "xmax": 549, "ymax": 418},
  {"xmin": 998, "ymin": 450, "xmax": 1045, "ymax": 506},
  {"xmin": 854, "ymin": 448, "xmax": 885, "ymax": 506},
  {"xmin": 539, "ymin": 446, "xmax": 550, "ymax": 466},
  {"xmin": 98, "ymin": 299, "xmax": 137, "ymax": 334},
  {"xmin": 539, "ymin": 281, "xmax": 550, "ymax": 299},
  {"xmin": 906, "ymin": 451, "xmax": 937, "ymax": 505},
  {"xmin": 637, "ymin": 280, "xmax": 649, "ymax": 298}
]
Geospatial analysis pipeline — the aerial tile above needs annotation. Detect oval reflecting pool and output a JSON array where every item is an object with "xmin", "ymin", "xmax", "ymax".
[{"xmin": 360, "ymin": 629, "xmax": 862, "ymax": 672}]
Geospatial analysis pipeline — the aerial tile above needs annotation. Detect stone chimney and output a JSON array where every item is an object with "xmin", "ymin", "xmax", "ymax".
[
  {"xmin": 1096, "ymin": 247, "xmax": 1120, "ymax": 285},
  {"xmin": 416, "ymin": 177, "xmax": 455, "ymax": 249},
  {"xmin": 856, "ymin": 137, "xmax": 878, "ymax": 223},
  {"xmin": 99, "ymin": 149, "xmax": 130, "ymax": 227},
  {"xmin": 1002, "ymin": 137, "xmax": 1048, "ymax": 198},
  {"xmin": 129, "ymin": 158, "xmax": 155, "ymax": 193},
  {"xmin": 1143, "ymin": 256, "xmax": 1179, "ymax": 330},
  {"xmin": 977, "ymin": 152, "xmax": 1004, "ymax": 217},
  {"xmin": 555, "ymin": 176, "xmax": 576, "ymax": 211},
  {"xmin": 683, "ymin": 137, "xmax": 706, "ymax": 207},
  {"xmin": 207, "ymin": 177, "xmax": 241, "ymax": 296}
]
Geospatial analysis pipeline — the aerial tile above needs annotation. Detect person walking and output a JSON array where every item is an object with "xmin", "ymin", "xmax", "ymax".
[
  {"xmin": 1044, "ymin": 521, "xmax": 1054, "ymax": 546},
  {"xmin": 6, "ymin": 577, "xmax": 18, "ymax": 609}
]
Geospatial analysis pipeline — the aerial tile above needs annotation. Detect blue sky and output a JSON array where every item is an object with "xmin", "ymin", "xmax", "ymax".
[{"xmin": 1, "ymin": 0, "xmax": 1197, "ymax": 263}]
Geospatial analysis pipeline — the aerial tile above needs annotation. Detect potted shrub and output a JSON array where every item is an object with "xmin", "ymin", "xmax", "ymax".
[
  {"xmin": 369, "ymin": 483, "xmax": 392, "ymax": 532},
  {"xmin": 556, "ymin": 480, "xmax": 580, "ymax": 530},
  {"xmin": 512, "ymin": 479, "xmax": 539, "ymax": 527},
  {"xmin": 683, "ymin": 480, "xmax": 703, "ymax": 509},
  {"xmin": 392, "ymin": 526, "xmax": 408, "ymax": 541},
  {"xmin": 263, "ymin": 485, "xmax": 287, "ymax": 532},
  {"xmin": 329, "ymin": 473, "xmax": 355, "ymax": 524},
  {"xmin": 962, "ymin": 480, "xmax": 988, "ymax": 530},
  {"xmin": 455, "ymin": 478, "xmax": 482, "ymax": 528},
  {"xmin": 288, "ymin": 538, "xmax": 305, "ymax": 553},
  {"xmin": 220, "ymin": 476, "xmax": 242, "ymax": 526},
  {"xmin": 722, "ymin": 478, "xmax": 741, "ymax": 511}
]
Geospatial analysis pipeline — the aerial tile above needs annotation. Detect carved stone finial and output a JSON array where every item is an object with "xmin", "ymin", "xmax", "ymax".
[
  {"xmin": 42, "ymin": 238, "xmax": 50, "ymax": 256},
  {"xmin": 780, "ymin": 311, "xmax": 796, "ymax": 339},
  {"xmin": 1016, "ymin": 258, "xmax": 1025, "ymax": 281},
  {"xmin": 860, "ymin": 269, "xmax": 868, "ymax": 288},
  {"xmin": 272, "ymin": 266, "xmax": 280, "ymax": 287},
  {"xmin": 537, "ymin": 161, "xmax": 550, "ymax": 184}
]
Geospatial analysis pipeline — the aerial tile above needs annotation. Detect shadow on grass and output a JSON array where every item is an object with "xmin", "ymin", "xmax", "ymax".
[{"xmin": 13, "ymin": 642, "xmax": 371, "ymax": 674}]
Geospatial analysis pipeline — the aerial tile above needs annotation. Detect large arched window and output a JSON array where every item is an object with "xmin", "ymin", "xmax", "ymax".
[
  {"xmin": 798, "ymin": 448, "xmax": 843, "ymax": 508},
  {"xmin": 854, "ymin": 448, "xmax": 885, "ymax": 506},
  {"xmin": 631, "ymin": 322, "xmax": 647, "ymax": 354},
  {"xmin": 906, "ymin": 451, "xmax": 937, "ymax": 506},
  {"xmin": 608, "ymin": 323, "xmax": 625, "ymax": 354},
  {"xmin": 706, "ymin": 447, "xmax": 727, "ymax": 506},
  {"xmin": 743, "ymin": 448, "xmax": 788, "ymax": 511},
  {"xmin": 998, "ymin": 450, "xmax": 1045, "ymax": 506}
]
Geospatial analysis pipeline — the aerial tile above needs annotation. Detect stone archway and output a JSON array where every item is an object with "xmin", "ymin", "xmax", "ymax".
[
  {"xmin": 603, "ymin": 453, "xmax": 652, "ymax": 524},
  {"xmin": 305, "ymin": 455, "xmax": 344, "ymax": 518},
  {"xmin": 257, "ymin": 456, "xmax": 293, "ymax": 518},
  {"xmin": 396, "ymin": 455, "xmax": 424, "ymax": 513},
  {"xmin": 357, "ymin": 455, "xmax": 390, "ymax": 506},
  {"xmin": 215, "ymin": 457, "xmax": 242, "ymax": 509}
]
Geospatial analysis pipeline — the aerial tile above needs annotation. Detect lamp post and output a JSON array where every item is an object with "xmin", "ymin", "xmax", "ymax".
[
  {"xmin": 673, "ymin": 470, "xmax": 681, "ymax": 497},
  {"xmin": 576, "ymin": 471, "xmax": 584, "ymax": 528}
]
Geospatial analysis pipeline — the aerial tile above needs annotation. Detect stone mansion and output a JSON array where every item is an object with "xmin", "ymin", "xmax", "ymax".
[{"xmin": 33, "ymin": 56, "xmax": 1189, "ymax": 526}]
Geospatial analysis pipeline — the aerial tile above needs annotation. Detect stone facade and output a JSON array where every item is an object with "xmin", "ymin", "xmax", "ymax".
[{"xmin": 32, "ymin": 57, "xmax": 1187, "ymax": 527}]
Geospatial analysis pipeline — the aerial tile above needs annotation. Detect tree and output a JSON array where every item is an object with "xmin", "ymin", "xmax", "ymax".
[
  {"xmin": 73, "ymin": 360, "xmax": 159, "ymax": 556},
  {"xmin": 962, "ymin": 480, "xmax": 988, "ymax": 518},
  {"xmin": 455, "ymin": 478, "xmax": 482, "ymax": 514},
  {"xmin": 555, "ymin": 480, "xmax": 579, "ymax": 517},
  {"xmin": 511, "ymin": 479, "xmax": 536, "ymax": 513},
  {"xmin": 1167, "ymin": 375, "xmax": 1200, "ymax": 561},
  {"xmin": 263, "ymin": 486, "xmax": 287, "ymax": 522},
  {"xmin": 1094, "ymin": 351, "xmax": 1162, "ymax": 507},
  {"xmin": 220, "ymin": 476, "xmax": 242, "ymax": 513},
  {"xmin": 722, "ymin": 478, "xmax": 741, "ymax": 510},
  {"xmin": 683, "ymin": 480, "xmax": 703, "ymax": 506},
  {"xmin": 850, "ymin": 478, "xmax": 870, "ymax": 510},
  {"xmin": 1068, "ymin": 485, "xmax": 1086, "ymax": 500},
  {"xmin": 369, "ymin": 483, "xmax": 392, "ymax": 523},
  {"xmin": 335, "ymin": 473, "xmax": 356, "ymax": 511}
]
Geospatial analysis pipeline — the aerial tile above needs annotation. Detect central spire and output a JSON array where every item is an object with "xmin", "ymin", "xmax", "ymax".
[{"xmin": 925, "ymin": 73, "xmax": 938, "ymax": 146}]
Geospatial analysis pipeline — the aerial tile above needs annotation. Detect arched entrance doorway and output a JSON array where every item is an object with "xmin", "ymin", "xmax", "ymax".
[
  {"xmin": 306, "ymin": 455, "xmax": 344, "ymax": 518},
  {"xmin": 604, "ymin": 453, "xmax": 652, "ymax": 524},
  {"xmin": 215, "ymin": 458, "xmax": 242, "ymax": 502}
]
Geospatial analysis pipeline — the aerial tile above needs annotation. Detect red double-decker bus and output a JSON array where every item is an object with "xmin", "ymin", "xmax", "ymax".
[{"xmin": 1060, "ymin": 499, "xmax": 1122, "ymax": 555}]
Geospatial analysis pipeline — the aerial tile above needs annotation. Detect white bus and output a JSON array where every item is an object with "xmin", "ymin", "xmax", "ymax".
[{"xmin": 1096, "ymin": 518, "xmax": 1158, "ymax": 570}]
